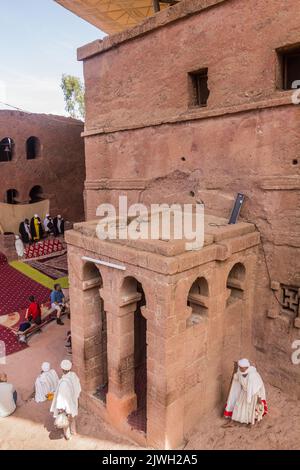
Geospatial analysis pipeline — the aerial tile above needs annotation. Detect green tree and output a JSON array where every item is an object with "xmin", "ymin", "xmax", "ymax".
[{"xmin": 61, "ymin": 74, "xmax": 85, "ymax": 120}]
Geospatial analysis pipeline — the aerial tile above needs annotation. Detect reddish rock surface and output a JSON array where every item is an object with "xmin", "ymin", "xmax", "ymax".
[
  {"xmin": 0, "ymin": 110, "xmax": 85, "ymax": 222},
  {"xmin": 79, "ymin": 0, "xmax": 300, "ymax": 402}
]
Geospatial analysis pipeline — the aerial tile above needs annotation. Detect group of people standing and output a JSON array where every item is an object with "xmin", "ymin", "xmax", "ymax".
[
  {"xmin": 19, "ymin": 214, "xmax": 65, "ymax": 244},
  {"xmin": 0, "ymin": 360, "xmax": 81, "ymax": 441}
]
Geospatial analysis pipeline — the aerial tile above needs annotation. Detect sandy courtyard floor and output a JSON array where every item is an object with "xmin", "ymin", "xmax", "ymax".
[{"xmin": 0, "ymin": 319, "xmax": 300, "ymax": 450}]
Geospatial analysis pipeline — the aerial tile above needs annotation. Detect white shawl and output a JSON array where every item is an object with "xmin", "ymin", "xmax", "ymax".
[
  {"xmin": 35, "ymin": 369, "xmax": 59, "ymax": 403},
  {"xmin": 226, "ymin": 366, "xmax": 266, "ymax": 413},
  {"xmin": 50, "ymin": 371, "xmax": 81, "ymax": 418}
]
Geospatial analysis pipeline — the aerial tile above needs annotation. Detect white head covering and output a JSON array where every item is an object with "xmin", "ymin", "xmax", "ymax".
[
  {"xmin": 34, "ymin": 214, "xmax": 38, "ymax": 218},
  {"xmin": 42, "ymin": 362, "xmax": 50, "ymax": 372},
  {"xmin": 15, "ymin": 235, "xmax": 20, "ymax": 240},
  {"xmin": 238, "ymin": 358, "xmax": 250, "ymax": 368},
  {"xmin": 61, "ymin": 359, "xmax": 72, "ymax": 371}
]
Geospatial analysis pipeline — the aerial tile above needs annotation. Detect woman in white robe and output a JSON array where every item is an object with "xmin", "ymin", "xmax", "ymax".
[
  {"xmin": 35, "ymin": 362, "xmax": 59, "ymax": 403},
  {"xmin": 224, "ymin": 358, "xmax": 267, "ymax": 425},
  {"xmin": 50, "ymin": 360, "xmax": 81, "ymax": 440}
]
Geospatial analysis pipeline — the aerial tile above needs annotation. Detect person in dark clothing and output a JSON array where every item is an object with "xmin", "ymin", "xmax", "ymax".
[
  {"xmin": 19, "ymin": 219, "xmax": 32, "ymax": 244},
  {"xmin": 53, "ymin": 215, "xmax": 65, "ymax": 237}
]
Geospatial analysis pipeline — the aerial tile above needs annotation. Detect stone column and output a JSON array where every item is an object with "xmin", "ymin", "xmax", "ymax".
[
  {"xmin": 102, "ymin": 287, "xmax": 141, "ymax": 425},
  {"xmin": 145, "ymin": 282, "xmax": 186, "ymax": 449},
  {"xmin": 68, "ymin": 253, "xmax": 104, "ymax": 392}
]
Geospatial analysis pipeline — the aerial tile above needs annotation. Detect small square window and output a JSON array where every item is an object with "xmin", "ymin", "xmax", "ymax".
[
  {"xmin": 278, "ymin": 46, "xmax": 300, "ymax": 90},
  {"xmin": 189, "ymin": 68, "xmax": 210, "ymax": 107}
]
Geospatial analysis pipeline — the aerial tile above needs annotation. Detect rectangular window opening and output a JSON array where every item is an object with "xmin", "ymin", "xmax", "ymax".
[
  {"xmin": 189, "ymin": 68, "xmax": 210, "ymax": 107},
  {"xmin": 277, "ymin": 45, "xmax": 300, "ymax": 90}
]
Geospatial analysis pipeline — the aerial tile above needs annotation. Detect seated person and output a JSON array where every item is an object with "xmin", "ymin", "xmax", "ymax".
[
  {"xmin": 25, "ymin": 296, "xmax": 42, "ymax": 325},
  {"xmin": 50, "ymin": 284, "xmax": 69, "ymax": 326},
  {"xmin": 0, "ymin": 373, "xmax": 17, "ymax": 418},
  {"xmin": 35, "ymin": 362, "xmax": 59, "ymax": 403}
]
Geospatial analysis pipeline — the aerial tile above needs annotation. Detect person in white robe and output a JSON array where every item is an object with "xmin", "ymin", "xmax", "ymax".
[
  {"xmin": 35, "ymin": 362, "xmax": 59, "ymax": 403},
  {"xmin": 44, "ymin": 214, "xmax": 50, "ymax": 232},
  {"xmin": 224, "ymin": 358, "xmax": 267, "ymax": 425},
  {"xmin": 50, "ymin": 359, "xmax": 81, "ymax": 440},
  {"xmin": 15, "ymin": 235, "xmax": 24, "ymax": 258}
]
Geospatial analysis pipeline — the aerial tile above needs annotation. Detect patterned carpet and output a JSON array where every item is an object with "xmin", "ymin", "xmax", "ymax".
[
  {"xmin": 0, "ymin": 325, "xmax": 28, "ymax": 356},
  {"xmin": 0, "ymin": 303, "xmax": 58, "ymax": 357},
  {"xmin": 0, "ymin": 257, "xmax": 50, "ymax": 316},
  {"xmin": 27, "ymin": 253, "xmax": 68, "ymax": 280},
  {"xmin": 10, "ymin": 261, "xmax": 69, "ymax": 290},
  {"xmin": 24, "ymin": 239, "xmax": 65, "ymax": 259},
  {"xmin": 0, "ymin": 249, "xmax": 68, "ymax": 357}
]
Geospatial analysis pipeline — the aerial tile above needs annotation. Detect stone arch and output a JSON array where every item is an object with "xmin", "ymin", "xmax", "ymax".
[
  {"xmin": 0, "ymin": 137, "xmax": 14, "ymax": 162},
  {"xmin": 226, "ymin": 262, "xmax": 246, "ymax": 307},
  {"xmin": 186, "ymin": 276, "xmax": 209, "ymax": 326},
  {"xmin": 5, "ymin": 188, "xmax": 19, "ymax": 205},
  {"xmin": 26, "ymin": 136, "xmax": 41, "ymax": 160},
  {"xmin": 29, "ymin": 185, "xmax": 44, "ymax": 203}
]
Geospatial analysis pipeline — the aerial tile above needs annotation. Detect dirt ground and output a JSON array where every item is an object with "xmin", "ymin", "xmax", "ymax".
[{"xmin": 0, "ymin": 319, "xmax": 299, "ymax": 450}]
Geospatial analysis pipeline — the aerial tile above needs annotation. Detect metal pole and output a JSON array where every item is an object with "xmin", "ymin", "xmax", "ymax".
[{"xmin": 82, "ymin": 256, "xmax": 126, "ymax": 271}]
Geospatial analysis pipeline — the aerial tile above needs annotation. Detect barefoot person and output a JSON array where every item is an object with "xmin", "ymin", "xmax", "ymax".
[
  {"xmin": 35, "ymin": 362, "xmax": 59, "ymax": 403},
  {"xmin": 224, "ymin": 358, "xmax": 267, "ymax": 425},
  {"xmin": 50, "ymin": 360, "xmax": 81, "ymax": 440}
]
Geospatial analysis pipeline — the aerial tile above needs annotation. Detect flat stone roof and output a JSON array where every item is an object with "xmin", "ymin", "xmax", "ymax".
[
  {"xmin": 70, "ymin": 213, "xmax": 256, "ymax": 257},
  {"xmin": 77, "ymin": 0, "xmax": 228, "ymax": 61}
]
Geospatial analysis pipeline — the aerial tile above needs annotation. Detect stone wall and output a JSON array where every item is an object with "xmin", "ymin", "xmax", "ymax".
[
  {"xmin": 79, "ymin": 0, "xmax": 300, "ymax": 397},
  {"xmin": 0, "ymin": 110, "xmax": 85, "ymax": 223}
]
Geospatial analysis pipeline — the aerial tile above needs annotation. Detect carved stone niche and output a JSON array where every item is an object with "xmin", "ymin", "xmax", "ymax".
[{"xmin": 267, "ymin": 280, "xmax": 300, "ymax": 328}]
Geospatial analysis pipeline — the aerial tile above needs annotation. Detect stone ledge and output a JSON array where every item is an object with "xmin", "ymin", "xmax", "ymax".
[
  {"xmin": 260, "ymin": 176, "xmax": 300, "ymax": 190},
  {"xmin": 85, "ymin": 179, "xmax": 147, "ymax": 191},
  {"xmin": 82, "ymin": 94, "xmax": 295, "ymax": 138},
  {"xmin": 77, "ymin": 0, "xmax": 228, "ymax": 61}
]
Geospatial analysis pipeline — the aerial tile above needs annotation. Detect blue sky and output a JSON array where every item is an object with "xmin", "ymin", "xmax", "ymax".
[{"xmin": 0, "ymin": 0, "xmax": 105, "ymax": 115}]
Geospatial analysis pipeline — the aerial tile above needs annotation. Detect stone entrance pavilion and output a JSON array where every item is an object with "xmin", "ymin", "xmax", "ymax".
[{"xmin": 66, "ymin": 215, "xmax": 259, "ymax": 448}]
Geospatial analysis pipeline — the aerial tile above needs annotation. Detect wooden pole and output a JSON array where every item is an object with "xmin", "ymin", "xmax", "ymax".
[{"xmin": 153, "ymin": 0, "xmax": 160, "ymax": 12}]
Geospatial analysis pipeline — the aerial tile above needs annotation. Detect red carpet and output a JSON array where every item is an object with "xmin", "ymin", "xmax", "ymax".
[
  {"xmin": 0, "ymin": 325, "xmax": 28, "ymax": 355},
  {"xmin": 0, "ymin": 257, "xmax": 50, "ymax": 316},
  {"xmin": 25, "ymin": 239, "xmax": 65, "ymax": 259}
]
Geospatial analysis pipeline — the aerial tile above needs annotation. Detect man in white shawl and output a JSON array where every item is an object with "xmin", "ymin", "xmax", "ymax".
[
  {"xmin": 224, "ymin": 358, "xmax": 267, "ymax": 425},
  {"xmin": 35, "ymin": 362, "xmax": 59, "ymax": 403},
  {"xmin": 50, "ymin": 359, "xmax": 81, "ymax": 440}
]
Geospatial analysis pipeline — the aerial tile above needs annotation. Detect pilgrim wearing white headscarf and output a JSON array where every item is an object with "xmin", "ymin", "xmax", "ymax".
[
  {"xmin": 50, "ymin": 360, "xmax": 81, "ymax": 440},
  {"xmin": 224, "ymin": 358, "xmax": 267, "ymax": 425},
  {"xmin": 15, "ymin": 235, "xmax": 24, "ymax": 258},
  {"xmin": 35, "ymin": 362, "xmax": 59, "ymax": 403}
]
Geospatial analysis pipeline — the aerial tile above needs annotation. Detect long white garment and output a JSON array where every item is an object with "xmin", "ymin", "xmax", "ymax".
[
  {"xmin": 44, "ymin": 217, "xmax": 50, "ymax": 232},
  {"xmin": 225, "ymin": 366, "xmax": 266, "ymax": 425},
  {"xmin": 15, "ymin": 238, "xmax": 24, "ymax": 257},
  {"xmin": 50, "ymin": 371, "xmax": 81, "ymax": 418},
  {"xmin": 35, "ymin": 370, "xmax": 59, "ymax": 403}
]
